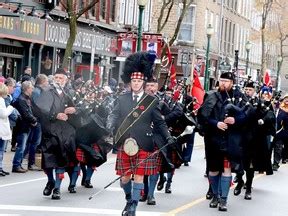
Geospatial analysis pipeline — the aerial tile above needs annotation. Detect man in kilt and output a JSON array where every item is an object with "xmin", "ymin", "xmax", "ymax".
[{"xmin": 106, "ymin": 52, "xmax": 175, "ymax": 216}]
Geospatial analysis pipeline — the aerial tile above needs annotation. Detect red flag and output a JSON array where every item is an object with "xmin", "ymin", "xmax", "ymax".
[
  {"xmin": 263, "ymin": 69, "xmax": 271, "ymax": 86},
  {"xmin": 191, "ymin": 69, "xmax": 205, "ymax": 108},
  {"xmin": 166, "ymin": 45, "xmax": 177, "ymax": 88}
]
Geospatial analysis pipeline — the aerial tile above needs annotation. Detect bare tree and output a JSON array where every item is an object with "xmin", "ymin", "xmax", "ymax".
[
  {"xmin": 255, "ymin": 0, "xmax": 274, "ymax": 76},
  {"xmin": 60, "ymin": 0, "xmax": 99, "ymax": 68}
]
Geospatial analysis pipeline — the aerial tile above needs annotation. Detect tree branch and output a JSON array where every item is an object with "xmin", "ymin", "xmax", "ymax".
[
  {"xmin": 76, "ymin": 0, "xmax": 99, "ymax": 19},
  {"xmin": 59, "ymin": 0, "xmax": 68, "ymax": 11},
  {"xmin": 159, "ymin": 0, "xmax": 174, "ymax": 33}
]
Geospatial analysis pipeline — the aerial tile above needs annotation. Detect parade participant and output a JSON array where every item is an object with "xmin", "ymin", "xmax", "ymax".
[
  {"xmin": 236, "ymin": 83, "xmax": 275, "ymax": 199},
  {"xmin": 156, "ymin": 87, "xmax": 184, "ymax": 195},
  {"xmin": 12, "ymin": 81, "xmax": 37, "ymax": 173},
  {"xmin": 34, "ymin": 68, "xmax": 77, "ymax": 200},
  {"xmin": 106, "ymin": 51, "xmax": 175, "ymax": 216},
  {"xmin": 0, "ymin": 83, "xmax": 15, "ymax": 176},
  {"xmin": 272, "ymin": 94, "xmax": 288, "ymax": 171},
  {"xmin": 198, "ymin": 72, "xmax": 247, "ymax": 211}
]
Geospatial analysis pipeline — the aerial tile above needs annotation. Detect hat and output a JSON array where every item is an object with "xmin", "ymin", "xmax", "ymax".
[
  {"xmin": 146, "ymin": 76, "xmax": 157, "ymax": 83},
  {"xmin": 260, "ymin": 85, "xmax": 272, "ymax": 95},
  {"xmin": 74, "ymin": 73, "xmax": 82, "ymax": 80},
  {"xmin": 103, "ymin": 85, "xmax": 113, "ymax": 94},
  {"xmin": 0, "ymin": 76, "xmax": 5, "ymax": 84},
  {"xmin": 244, "ymin": 81, "xmax": 255, "ymax": 89},
  {"xmin": 220, "ymin": 72, "xmax": 234, "ymax": 81},
  {"xmin": 121, "ymin": 51, "xmax": 156, "ymax": 84},
  {"xmin": 21, "ymin": 74, "xmax": 31, "ymax": 83},
  {"xmin": 55, "ymin": 68, "xmax": 67, "ymax": 76}
]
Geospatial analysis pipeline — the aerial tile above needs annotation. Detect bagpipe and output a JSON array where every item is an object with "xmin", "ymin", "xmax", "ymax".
[{"xmin": 52, "ymin": 81, "xmax": 113, "ymax": 166}]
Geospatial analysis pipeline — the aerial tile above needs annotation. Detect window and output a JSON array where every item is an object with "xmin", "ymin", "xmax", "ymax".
[
  {"xmin": 100, "ymin": 0, "xmax": 106, "ymax": 20},
  {"xmin": 110, "ymin": 0, "xmax": 116, "ymax": 22},
  {"xmin": 178, "ymin": 6, "xmax": 196, "ymax": 42}
]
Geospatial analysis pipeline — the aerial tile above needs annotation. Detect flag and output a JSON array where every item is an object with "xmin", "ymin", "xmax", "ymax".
[
  {"xmin": 166, "ymin": 45, "xmax": 177, "ymax": 88},
  {"xmin": 191, "ymin": 68, "xmax": 205, "ymax": 108},
  {"xmin": 263, "ymin": 69, "xmax": 271, "ymax": 86}
]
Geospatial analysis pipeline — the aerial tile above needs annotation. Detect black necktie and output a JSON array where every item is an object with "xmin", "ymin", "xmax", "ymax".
[{"xmin": 133, "ymin": 95, "xmax": 138, "ymax": 107}]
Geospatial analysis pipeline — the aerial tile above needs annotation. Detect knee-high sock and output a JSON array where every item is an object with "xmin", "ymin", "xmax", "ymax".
[
  {"xmin": 55, "ymin": 168, "xmax": 65, "ymax": 189},
  {"xmin": 245, "ymin": 169, "xmax": 254, "ymax": 191},
  {"xmin": 120, "ymin": 180, "xmax": 132, "ymax": 201},
  {"xmin": 70, "ymin": 165, "xmax": 80, "ymax": 186},
  {"xmin": 132, "ymin": 182, "xmax": 144, "ymax": 202},
  {"xmin": 208, "ymin": 174, "xmax": 220, "ymax": 196},
  {"xmin": 220, "ymin": 175, "xmax": 232, "ymax": 200},
  {"xmin": 148, "ymin": 174, "xmax": 159, "ymax": 198},
  {"xmin": 85, "ymin": 166, "xmax": 94, "ymax": 181}
]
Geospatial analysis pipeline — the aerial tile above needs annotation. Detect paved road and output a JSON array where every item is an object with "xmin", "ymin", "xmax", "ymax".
[{"xmin": 0, "ymin": 134, "xmax": 287, "ymax": 216}]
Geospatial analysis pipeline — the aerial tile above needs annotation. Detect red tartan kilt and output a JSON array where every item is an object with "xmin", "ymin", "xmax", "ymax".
[
  {"xmin": 76, "ymin": 144, "xmax": 100, "ymax": 164},
  {"xmin": 116, "ymin": 147, "xmax": 160, "ymax": 176}
]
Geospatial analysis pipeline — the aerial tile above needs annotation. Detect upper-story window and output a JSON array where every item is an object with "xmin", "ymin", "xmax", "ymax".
[
  {"xmin": 100, "ymin": 0, "xmax": 106, "ymax": 20},
  {"xmin": 110, "ymin": 0, "xmax": 116, "ymax": 22},
  {"xmin": 178, "ymin": 5, "xmax": 196, "ymax": 42}
]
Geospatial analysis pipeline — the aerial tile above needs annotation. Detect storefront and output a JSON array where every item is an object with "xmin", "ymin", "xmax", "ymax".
[
  {"xmin": 43, "ymin": 21, "xmax": 117, "ymax": 85},
  {"xmin": 0, "ymin": 9, "xmax": 46, "ymax": 80}
]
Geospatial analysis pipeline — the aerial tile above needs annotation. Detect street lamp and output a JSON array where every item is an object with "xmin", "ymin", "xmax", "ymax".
[
  {"xmin": 137, "ymin": 0, "xmax": 148, "ymax": 51},
  {"xmin": 245, "ymin": 41, "xmax": 252, "ymax": 75},
  {"xmin": 276, "ymin": 55, "xmax": 283, "ymax": 91},
  {"xmin": 204, "ymin": 24, "xmax": 214, "ymax": 91}
]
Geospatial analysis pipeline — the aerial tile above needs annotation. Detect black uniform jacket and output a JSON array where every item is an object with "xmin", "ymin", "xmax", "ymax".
[{"xmin": 107, "ymin": 92, "xmax": 170, "ymax": 152}]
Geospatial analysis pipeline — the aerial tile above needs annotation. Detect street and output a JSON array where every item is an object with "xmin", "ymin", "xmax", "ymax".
[{"xmin": 0, "ymin": 134, "xmax": 287, "ymax": 216}]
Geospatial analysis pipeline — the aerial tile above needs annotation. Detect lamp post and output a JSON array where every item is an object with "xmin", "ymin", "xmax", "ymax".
[
  {"xmin": 276, "ymin": 55, "xmax": 283, "ymax": 91},
  {"xmin": 245, "ymin": 41, "xmax": 252, "ymax": 75},
  {"xmin": 204, "ymin": 24, "xmax": 214, "ymax": 91},
  {"xmin": 137, "ymin": 0, "xmax": 148, "ymax": 51}
]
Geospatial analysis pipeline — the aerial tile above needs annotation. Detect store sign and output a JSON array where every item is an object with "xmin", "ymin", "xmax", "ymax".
[
  {"xmin": 45, "ymin": 22, "xmax": 117, "ymax": 56},
  {"xmin": 0, "ymin": 13, "xmax": 45, "ymax": 43}
]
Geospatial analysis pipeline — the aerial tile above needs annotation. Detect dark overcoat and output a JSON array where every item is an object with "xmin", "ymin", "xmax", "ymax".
[{"xmin": 34, "ymin": 87, "xmax": 76, "ymax": 169}]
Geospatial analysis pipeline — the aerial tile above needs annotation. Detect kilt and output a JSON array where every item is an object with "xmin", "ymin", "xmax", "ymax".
[
  {"xmin": 76, "ymin": 144, "xmax": 100, "ymax": 165},
  {"xmin": 116, "ymin": 147, "xmax": 161, "ymax": 176}
]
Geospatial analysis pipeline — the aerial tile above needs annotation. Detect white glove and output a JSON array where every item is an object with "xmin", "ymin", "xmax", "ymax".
[{"xmin": 258, "ymin": 119, "xmax": 264, "ymax": 125}]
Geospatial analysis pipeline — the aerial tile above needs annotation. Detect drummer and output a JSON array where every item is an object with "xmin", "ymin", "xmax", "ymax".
[{"xmin": 106, "ymin": 51, "xmax": 175, "ymax": 216}]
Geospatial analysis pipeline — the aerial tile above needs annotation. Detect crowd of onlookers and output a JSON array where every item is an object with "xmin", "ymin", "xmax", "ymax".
[{"xmin": 0, "ymin": 67, "xmax": 49, "ymax": 176}]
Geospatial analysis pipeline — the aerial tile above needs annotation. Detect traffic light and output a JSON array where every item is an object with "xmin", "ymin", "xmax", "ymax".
[{"xmin": 45, "ymin": 0, "xmax": 59, "ymax": 11}]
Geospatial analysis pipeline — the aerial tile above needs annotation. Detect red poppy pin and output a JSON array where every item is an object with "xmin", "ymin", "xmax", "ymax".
[{"xmin": 139, "ymin": 105, "xmax": 145, "ymax": 110}]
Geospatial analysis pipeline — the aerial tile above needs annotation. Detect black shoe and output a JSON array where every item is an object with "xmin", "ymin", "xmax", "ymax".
[
  {"xmin": 147, "ymin": 196, "xmax": 156, "ymax": 205},
  {"xmin": 43, "ymin": 181, "xmax": 55, "ymax": 196},
  {"xmin": 122, "ymin": 201, "xmax": 132, "ymax": 216},
  {"xmin": 272, "ymin": 164, "xmax": 279, "ymax": 171},
  {"xmin": 127, "ymin": 200, "xmax": 137, "ymax": 216},
  {"xmin": 209, "ymin": 196, "xmax": 218, "ymax": 208},
  {"xmin": 218, "ymin": 198, "xmax": 227, "ymax": 211},
  {"xmin": 165, "ymin": 183, "xmax": 172, "ymax": 194},
  {"xmin": 244, "ymin": 189, "xmax": 252, "ymax": 200},
  {"xmin": 0, "ymin": 172, "xmax": 5, "ymax": 177},
  {"xmin": 51, "ymin": 188, "xmax": 61, "ymax": 200},
  {"xmin": 68, "ymin": 185, "xmax": 76, "ymax": 193},
  {"xmin": 157, "ymin": 176, "xmax": 166, "ymax": 191},
  {"xmin": 282, "ymin": 160, "xmax": 286, "ymax": 164},
  {"xmin": 139, "ymin": 194, "xmax": 147, "ymax": 202},
  {"xmin": 184, "ymin": 162, "xmax": 189, "ymax": 166},
  {"xmin": 206, "ymin": 188, "xmax": 213, "ymax": 200},
  {"xmin": 233, "ymin": 180, "xmax": 244, "ymax": 196},
  {"xmin": 83, "ymin": 180, "xmax": 93, "ymax": 188},
  {"xmin": 1, "ymin": 170, "xmax": 10, "ymax": 175}
]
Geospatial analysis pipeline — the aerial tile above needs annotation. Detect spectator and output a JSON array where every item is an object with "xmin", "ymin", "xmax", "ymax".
[
  {"xmin": 12, "ymin": 81, "xmax": 37, "ymax": 173},
  {"xmin": 0, "ymin": 83, "xmax": 15, "ymax": 176}
]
